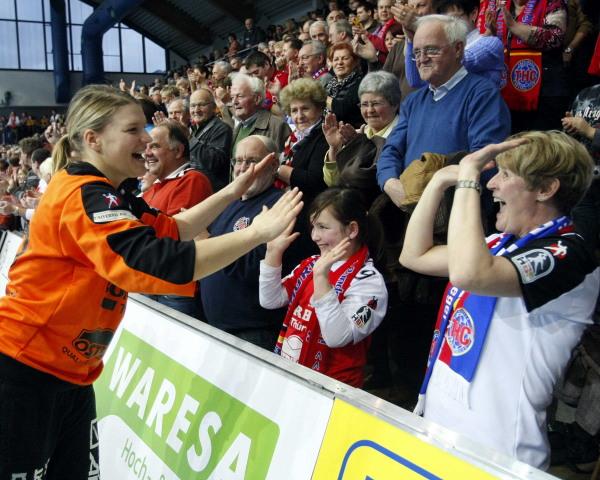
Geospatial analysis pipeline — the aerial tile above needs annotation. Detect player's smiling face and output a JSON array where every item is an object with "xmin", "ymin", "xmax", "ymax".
[{"xmin": 92, "ymin": 104, "xmax": 151, "ymax": 185}]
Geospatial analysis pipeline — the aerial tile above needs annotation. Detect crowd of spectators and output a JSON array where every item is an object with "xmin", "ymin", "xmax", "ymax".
[{"xmin": 2, "ymin": 0, "xmax": 600, "ymax": 473}]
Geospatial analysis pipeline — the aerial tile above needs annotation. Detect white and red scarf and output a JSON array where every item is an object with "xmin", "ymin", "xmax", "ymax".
[{"xmin": 275, "ymin": 246, "xmax": 369, "ymax": 371}]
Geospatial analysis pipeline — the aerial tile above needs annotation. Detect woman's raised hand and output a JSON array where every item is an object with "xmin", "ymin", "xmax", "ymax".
[
  {"xmin": 323, "ymin": 113, "xmax": 345, "ymax": 151},
  {"xmin": 459, "ymin": 138, "xmax": 528, "ymax": 173}
]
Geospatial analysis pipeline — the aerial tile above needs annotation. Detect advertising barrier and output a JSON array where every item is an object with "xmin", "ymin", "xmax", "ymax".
[
  {"xmin": 95, "ymin": 300, "xmax": 334, "ymax": 480},
  {"xmin": 0, "ymin": 230, "xmax": 22, "ymax": 293},
  {"xmin": 313, "ymin": 399, "xmax": 496, "ymax": 479},
  {"xmin": 0, "ymin": 234, "xmax": 557, "ymax": 479}
]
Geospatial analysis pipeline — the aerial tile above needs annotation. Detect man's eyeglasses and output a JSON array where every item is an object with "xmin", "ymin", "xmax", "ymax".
[
  {"xmin": 300, "ymin": 54, "xmax": 317, "ymax": 61},
  {"xmin": 411, "ymin": 45, "xmax": 449, "ymax": 61},
  {"xmin": 231, "ymin": 157, "xmax": 262, "ymax": 166}
]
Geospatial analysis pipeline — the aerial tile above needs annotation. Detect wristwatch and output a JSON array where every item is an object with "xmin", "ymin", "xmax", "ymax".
[{"xmin": 564, "ymin": 47, "xmax": 573, "ymax": 54}]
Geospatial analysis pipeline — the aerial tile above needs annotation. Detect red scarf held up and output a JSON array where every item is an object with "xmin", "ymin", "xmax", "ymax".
[{"xmin": 275, "ymin": 245, "xmax": 370, "ymax": 384}]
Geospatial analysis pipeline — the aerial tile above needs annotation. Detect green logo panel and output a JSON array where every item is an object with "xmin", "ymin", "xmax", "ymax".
[{"xmin": 96, "ymin": 330, "xmax": 280, "ymax": 479}]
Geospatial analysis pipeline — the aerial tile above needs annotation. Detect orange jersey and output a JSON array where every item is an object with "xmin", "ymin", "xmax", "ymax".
[{"xmin": 0, "ymin": 162, "xmax": 196, "ymax": 385}]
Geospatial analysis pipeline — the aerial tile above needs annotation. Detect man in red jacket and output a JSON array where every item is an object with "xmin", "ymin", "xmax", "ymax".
[
  {"xmin": 143, "ymin": 120, "xmax": 213, "ymax": 317},
  {"xmin": 143, "ymin": 121, "xmax": 212, "ymax": 216}
]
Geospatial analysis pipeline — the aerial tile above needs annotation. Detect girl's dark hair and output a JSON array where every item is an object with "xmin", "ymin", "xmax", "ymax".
[{"xmin": 308, "ymin": 187, "xmax": 383, "ymax": 260}]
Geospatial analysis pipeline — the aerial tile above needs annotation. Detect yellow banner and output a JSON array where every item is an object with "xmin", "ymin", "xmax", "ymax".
[{"xmin": 313, "ymin": 399, "xmax": 497, "ymax": 479}]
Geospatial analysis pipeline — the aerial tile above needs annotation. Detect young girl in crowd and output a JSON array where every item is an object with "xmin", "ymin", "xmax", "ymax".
[
  {"xmin": 259, "ymin": 187, "xmax": 387, "ymax": 387},
  {"xmin": 0, "ymin": 84, "xmax": 301, "ymax": 478}
]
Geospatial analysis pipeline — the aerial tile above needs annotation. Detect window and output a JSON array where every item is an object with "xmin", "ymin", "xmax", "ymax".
[
  {"xmin": 0, "ymin": 0, "xmax": 16, "ymax": 20},
  {"xmin": 145, "ymin": 37, "xmax": 165, "ymax": 74},
  {"xmin": 18, "ymin": 22, "xmax": 45, "ymax": 69},
  {"xmin": 121, "ymin": 27, "xmax": 144, "ymax": 73},
  {"xmin": 0, "ymin": 21, "xmax": 18, "ymax": 68},
  {"xmin": 17, "ymin": 0, "xmax": 43, "ymax": 21},
  {"xmin": 45, "ymin": 24, "xmax": 53, "ymax": 70},
  {"xmin": 69, "ymin": 0, "xmax": 92, "ymax": 24},
  {"xmin": 1, "ymin": 0, "xmax": 166, "ymax": 73},
  {"xmin": 103, "ymin": 27, "xmax": 121, "ymax": 72}
]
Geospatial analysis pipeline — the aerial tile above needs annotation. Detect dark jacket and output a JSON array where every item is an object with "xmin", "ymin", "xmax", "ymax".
[
  {"xmin": 327, "ymin": 73, "xmax": 364, "ymax": 128},
  {"xmin": 383, "ymin": 39, "xmax": 416, "ymax": 101},
  {"xmin": 189, "ymin": 116, "xmax": 232, "ymax": 192},
  {"xmin": 335, "ymin": 133, "xmax": 385, "ymax": 206},
  {"xmin": 284, "ymin": 124, "xmax": 329, "ymax": 271},
  {"xmin": 288, "ymin": 122, "xmax": 329, "ymax": 199},
  {"xmin": 242, "ymin": 27, "xmax": 266, "ymax": 50},
  {"xmin": 232, "ymin": 109, "xmax": 291, "ymax": 154}
]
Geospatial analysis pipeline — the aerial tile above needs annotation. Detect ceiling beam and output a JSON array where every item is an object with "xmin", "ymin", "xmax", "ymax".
[
  {"xmin": 141, "ymin": 0, "xmax": 211, "ymax": 45},
  {"xmin": 81, "ymin": 0, "xmax": 201, "ymax": 59},
  {"xmin": 204, "ymin": 0, "xmax": 254, "ymax": 24}
]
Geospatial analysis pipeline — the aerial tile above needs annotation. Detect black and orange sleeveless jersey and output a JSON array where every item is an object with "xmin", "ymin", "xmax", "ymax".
[{"xmin": 0, "ymin": 162, "xmax": 196, "ymax": 385}]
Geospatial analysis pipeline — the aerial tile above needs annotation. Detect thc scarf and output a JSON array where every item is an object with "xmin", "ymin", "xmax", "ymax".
[{"xmin": 415, "ymin": 216, "xmax": 572, "ymax": 414}]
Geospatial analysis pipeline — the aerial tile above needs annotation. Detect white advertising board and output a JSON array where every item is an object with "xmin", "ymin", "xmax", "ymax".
[
  {"xmin": 95, "ymin": 300, "xmax": 334, "ymax": 480},
  {"xmin": 0, "ymin": 231, "xmax": 22, "ymax": 294}
]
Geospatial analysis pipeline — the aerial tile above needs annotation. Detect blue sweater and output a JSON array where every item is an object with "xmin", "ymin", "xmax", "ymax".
[
  {"xmin": 200, "ymin": 187, "xmax": 286, "ymax": 330},
  {"xmin": 376, "ymin": 73, "xmax": 510, "ymax": 190}
]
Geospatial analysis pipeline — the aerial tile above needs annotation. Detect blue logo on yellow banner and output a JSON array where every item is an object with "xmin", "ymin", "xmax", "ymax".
[{"xmin": 338, "ymin": 440, "xmax": 441, "ymax": 479}]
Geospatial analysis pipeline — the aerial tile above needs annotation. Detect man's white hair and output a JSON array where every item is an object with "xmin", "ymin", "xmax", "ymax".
[
  {"xmin": 415, "ymin": 14, "xmax": 469, "ymax": 45},
  {"xmin": 231, "ymin": 72, "xmax": 265, "ymax": 102}
]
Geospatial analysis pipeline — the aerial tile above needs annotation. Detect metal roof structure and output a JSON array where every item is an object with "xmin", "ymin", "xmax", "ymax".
[{"xmin": 85, "ymin": 0, "xmax": 315, "ymax": 62}]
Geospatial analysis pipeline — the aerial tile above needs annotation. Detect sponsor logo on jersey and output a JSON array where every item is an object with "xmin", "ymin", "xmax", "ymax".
[
  {"xmin": 545, "ymin": 240, "xmax": 568, "ymax": 259},
  {"xmin": 72, "ymin": 328, "xmax": 115, "ymax": 359},
  {"xmin": 93, "ymin": 209, "xmax": 137, "ymax": 223},
  {"xmin": 312, "ymin": 348, "xmax": 323, "ymax": 371},
  {"xmin": 445, "ymin": 308, "xmax": 474, "ymax": 356},
  {"xmin": 511, "ymin": 59, "xmax": 540, "ymax": 92},
  {"xmin": 102, "ymin": 192, "xmax": 121, "ymax": 208},
  {"xmin": 292, "ymin": 305, "xmax": 312, "ymax": 322},
  {"xmin": 351, "ymin": 296, "xmax": 378, "ymax": 328},
  {"xmin": 512, "ymin": 248, "xmax": 555, "ymax": 284},
  {"xmin": 233, "ymin": 216, "xmax": 250, "ymax": 231}
]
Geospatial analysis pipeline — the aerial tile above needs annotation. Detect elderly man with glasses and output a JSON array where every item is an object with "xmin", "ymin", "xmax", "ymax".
[
  {"xmin": 374, "ymin": 14, "xmax": 510, "ymax": 400},
  {"xmin": 377, "ymin": 14, "xmax": 510, "ymax": 209},
  {"xmin": 199, "ymin": 135, "xmax": 291, "ymax": 350},
  {"xmin": 299, "ymin": 40, "xmax": 332, "ymax": 87}
]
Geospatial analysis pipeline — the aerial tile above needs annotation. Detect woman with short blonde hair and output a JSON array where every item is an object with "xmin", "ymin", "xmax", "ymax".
[{"xmin": 400, "ymin": 130, "xmax": 598, "ymax": 469}]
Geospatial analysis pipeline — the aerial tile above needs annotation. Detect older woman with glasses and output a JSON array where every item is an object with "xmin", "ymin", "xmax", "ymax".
[
  {"xmin": 323, "ymin": 70, "xmax": 401, "ymax": 204},
  {"xmin": 325, "ymin": 42, "xmax": 364, "ymax": 128}
]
